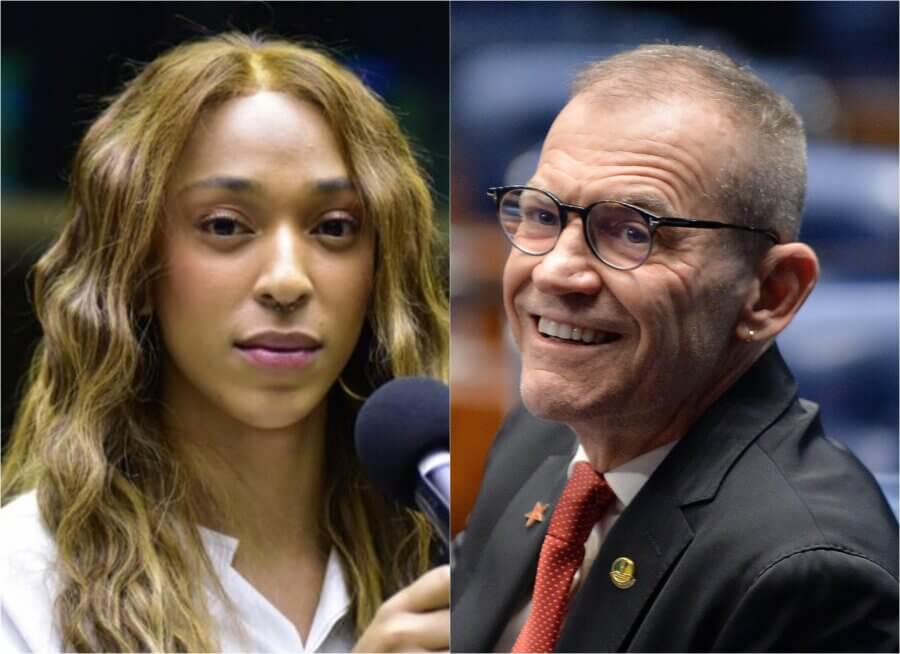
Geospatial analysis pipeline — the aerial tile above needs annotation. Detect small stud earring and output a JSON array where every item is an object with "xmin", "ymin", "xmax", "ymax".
[{"xmin": 745, "ymin": 328, "xmax": 756, "ymax": 342}]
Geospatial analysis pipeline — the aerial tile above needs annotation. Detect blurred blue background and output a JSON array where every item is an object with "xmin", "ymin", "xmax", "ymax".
[{"xmin": 450, "ymin": 1, "xmax": 898, "ymax": 522}]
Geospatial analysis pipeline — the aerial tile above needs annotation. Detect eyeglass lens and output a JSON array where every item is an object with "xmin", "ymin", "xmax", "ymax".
[{"xmin": 497, "ymin": 188, "xmax": 652, "ymax": 269}]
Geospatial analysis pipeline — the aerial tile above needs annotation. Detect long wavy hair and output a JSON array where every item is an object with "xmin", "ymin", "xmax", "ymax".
[{"xmin": 2, "ymin": 32, "xmax": 448, "ymax": 652}]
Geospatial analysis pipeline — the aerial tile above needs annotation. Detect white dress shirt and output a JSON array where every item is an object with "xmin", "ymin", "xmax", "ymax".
[
  {"xmin": 494, "ymin": 440, "xmax": 677, "ymax": 652},
  {"xmin": 0, "ymin": 491, "xmax": 355, "ymax": 653}
]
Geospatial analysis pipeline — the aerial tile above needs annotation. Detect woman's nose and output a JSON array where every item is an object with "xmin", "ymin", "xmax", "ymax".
[{"xmin": 254, "ymin": 225, "xmax": 313, "ymax": 312}]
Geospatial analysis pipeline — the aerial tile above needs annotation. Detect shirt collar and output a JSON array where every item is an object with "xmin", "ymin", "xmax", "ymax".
[
  {"xmin": 307, "ymin": 548, "xmax": 353, "ymax": 651},
  {"xmin": 567, "ymin": 440, "xmax": 678, "ymax": 508},
  {"xmin": 197, "ymin": 525, "xmax": 240, "ymax": 569},
  {"xmin": 196, "ymin": 526, "xmax": 352, "ymax": 651}
]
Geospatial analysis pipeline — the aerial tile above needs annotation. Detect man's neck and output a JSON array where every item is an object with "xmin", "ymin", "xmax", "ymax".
[{"xmin": 575, "ymin": 344, "xmax": 765, "ymax": 472}]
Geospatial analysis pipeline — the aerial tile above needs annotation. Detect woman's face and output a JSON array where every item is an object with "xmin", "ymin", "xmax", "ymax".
[{"xmin": 155, "ymin": 91, "xmax": 375, "ymax": 431}]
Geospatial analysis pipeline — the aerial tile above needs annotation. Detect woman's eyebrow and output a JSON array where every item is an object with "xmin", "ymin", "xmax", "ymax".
[
  {"xmin": 314, "ymin": 177, "xmax": 355, "ymax": 193},
  {"xmin": 177, "ymin": 175, "xmax": 262, "ymax": 196},
  {"xmin": 176, "ymin": 176, "xmax": 355, "ymax": 196}
]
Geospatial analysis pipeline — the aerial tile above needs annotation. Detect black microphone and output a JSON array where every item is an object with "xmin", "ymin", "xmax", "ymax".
[{"xmin": 354, "ymin": 377, "xmax": 450, "ymax": 549}]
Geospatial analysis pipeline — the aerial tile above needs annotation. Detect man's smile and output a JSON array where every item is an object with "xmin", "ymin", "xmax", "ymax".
[
  {"xmin": 535, "ymin": 315, "xmax": 622, "ymax": 345},
  {"xmin": 528, "ymin": 313, "xmax": 625, "ymax": 350}
]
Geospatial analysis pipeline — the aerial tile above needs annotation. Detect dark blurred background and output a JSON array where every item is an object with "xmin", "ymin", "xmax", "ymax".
[
  {"xmin": 1, "ymin": 2, "xmax": 449, "ymax": 448},
  {"xmin": 450, "ymin": 1, "xmax": 899, "ymax": 533}
]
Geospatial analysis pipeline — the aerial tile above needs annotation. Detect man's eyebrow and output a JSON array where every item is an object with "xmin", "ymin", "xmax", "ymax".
[
  {"xmin": 524, "ymin": 183, "xmax": 676, "ymax": 216},
  {"xmin": 177, "ymin": 176, "xmax": 262, "ymax": 196},
  {"xmin": 617, "ymin": 194, "xmax": 674, "ymax": 216}
]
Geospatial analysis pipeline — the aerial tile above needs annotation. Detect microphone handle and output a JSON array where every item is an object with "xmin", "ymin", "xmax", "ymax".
[{"xmin": 416, "ymin": 451, "xmax": 450, "ymax": 558}]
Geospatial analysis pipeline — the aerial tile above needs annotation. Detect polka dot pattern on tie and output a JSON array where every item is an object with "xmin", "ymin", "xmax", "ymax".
[{"xmin": 511, "ymin": 462, "xmax": 615, "ymax": 653}]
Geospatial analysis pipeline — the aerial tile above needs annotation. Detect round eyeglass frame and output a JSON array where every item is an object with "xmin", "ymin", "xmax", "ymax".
[{"xmin": 488, "ymin": 185, "xmax": 780, "ymax": 271}]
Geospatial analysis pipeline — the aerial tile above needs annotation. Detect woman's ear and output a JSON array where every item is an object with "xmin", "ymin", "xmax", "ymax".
[{"xmin": 736, "ymin": 243, "xmax": 819, "ymax": 343}]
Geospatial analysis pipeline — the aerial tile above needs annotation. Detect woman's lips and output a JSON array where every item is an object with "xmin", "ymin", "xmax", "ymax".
[
  {"xmin": 236, "ymin": 345, "xmax": 319, "ymax": 369},
  {"xmin": 235, "ymin": 330, "xmax": 322, "ymax": 369}
]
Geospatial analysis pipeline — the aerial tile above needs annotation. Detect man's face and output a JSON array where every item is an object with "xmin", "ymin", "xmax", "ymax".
[{"xmin": 503, "ymin": 92, "xmax": 754, "ymax": 437}]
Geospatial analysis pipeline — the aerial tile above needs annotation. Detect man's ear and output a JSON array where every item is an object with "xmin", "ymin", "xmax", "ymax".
[{"xmin": 736, "ymin": 243, "xmax": 819, "ymax": 342}]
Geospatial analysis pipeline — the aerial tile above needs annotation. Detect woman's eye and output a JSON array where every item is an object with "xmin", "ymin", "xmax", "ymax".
[
  {"xmin": 200, "ymin": 216, "xmax": 252, "ymax": 237},
  {"xmin": 314, "ymin": 217, "xmax": 359, "ymax": 239}
]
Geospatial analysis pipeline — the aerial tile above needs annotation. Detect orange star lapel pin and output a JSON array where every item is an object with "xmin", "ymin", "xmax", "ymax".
[{"xmin": 524, "ymin": 502, "xmax": 548, "ymax": 528}]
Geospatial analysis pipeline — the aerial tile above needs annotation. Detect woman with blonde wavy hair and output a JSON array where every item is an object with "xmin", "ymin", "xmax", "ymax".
[{"xmin": 1, "ymin": 32, "xmax": 449, "ymax": 653}]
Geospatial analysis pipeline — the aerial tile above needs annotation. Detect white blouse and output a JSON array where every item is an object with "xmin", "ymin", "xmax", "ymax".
[{"xmin": 0, "ymin": 491, "xmax": 355, "ymax": 653}]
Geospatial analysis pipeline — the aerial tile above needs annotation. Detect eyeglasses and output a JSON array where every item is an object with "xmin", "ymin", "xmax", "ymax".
[{"xmin": 488, "ymin": 186, "xmax": 779, "ymax": 271}]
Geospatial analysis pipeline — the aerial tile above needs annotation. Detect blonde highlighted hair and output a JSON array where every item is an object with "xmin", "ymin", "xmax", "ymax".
[{"xmin": 3, "ymin": 32, "xmax": 448, "ymax": 652}]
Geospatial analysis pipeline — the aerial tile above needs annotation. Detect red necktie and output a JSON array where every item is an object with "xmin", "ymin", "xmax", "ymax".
[{"xmin": 512, "ymin": 462, "xmax": 616, "ymax": 653}]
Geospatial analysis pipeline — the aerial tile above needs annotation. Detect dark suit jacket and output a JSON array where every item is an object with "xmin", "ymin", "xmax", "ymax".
[{"xmin": 452, "ymin": 346, "xmax": 899, "ymax": 652}]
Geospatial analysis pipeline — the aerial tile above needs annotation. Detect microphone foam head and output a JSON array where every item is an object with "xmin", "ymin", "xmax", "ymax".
[{"xmin": 354, "ymin": 376, "xmax": 449, "ymax": 507}]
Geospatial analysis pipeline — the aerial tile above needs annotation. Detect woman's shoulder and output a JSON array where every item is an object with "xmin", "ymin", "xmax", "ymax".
[
  {"xmin": 1, "ymin": 490, "xmax": 59, "ymax": 594},
  {"xmin": 1, "ymin": 490, "xmax": 62, "ymax": 653},
  {"xmin": 2, "ymin": 490, "xmax": 42, "ymax": 523},
  {"xmin": 1, "ymin": 490, "xmax": 56, "ymax": 563}
]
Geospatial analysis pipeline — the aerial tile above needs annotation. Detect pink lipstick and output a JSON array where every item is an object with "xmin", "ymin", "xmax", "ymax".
[{"xmin": 235, "ymin": 330, "xmax": 321, "ymax": 370}]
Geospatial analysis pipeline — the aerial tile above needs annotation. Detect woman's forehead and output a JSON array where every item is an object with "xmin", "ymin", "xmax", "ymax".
[{"xmin": 170, "ymin": 92, "xmax": 352, "ymax": 195}]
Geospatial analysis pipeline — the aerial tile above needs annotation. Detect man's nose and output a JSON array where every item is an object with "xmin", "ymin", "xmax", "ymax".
[
  {"xmin": 254, "ymin": 224, "xmax": 312, "ymax": 311},
  {"xmin": 531, "ymin": 218, "xmax": 604, "ymax": 296}
]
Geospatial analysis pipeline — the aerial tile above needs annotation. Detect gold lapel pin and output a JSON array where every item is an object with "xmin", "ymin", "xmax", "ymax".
[
  {"xmin": 610, "ymin": 557, "xmax": 636, "ymax": 589},
  {"xmin": 524, "ymin": 501, "xmax": 548, "ymax": 528}
]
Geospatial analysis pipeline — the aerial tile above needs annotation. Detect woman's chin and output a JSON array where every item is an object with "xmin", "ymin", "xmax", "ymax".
[{"xmin": 225, "ymin": 395, "xmax": 327, "ymax": 433}]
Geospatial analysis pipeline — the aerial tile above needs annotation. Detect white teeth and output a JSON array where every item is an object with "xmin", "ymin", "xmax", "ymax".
[
  {"xmin": 537, "ymin": 317, "xmax": 615, "ymax": 345},
  {"xmin": 538, "ymin": 317, "xmax": 559, "ymax": 337}
]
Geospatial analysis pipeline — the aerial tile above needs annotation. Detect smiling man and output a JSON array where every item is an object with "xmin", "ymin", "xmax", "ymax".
[{"xmin": 452, "ymin": 45, "xmax": 898, "ymax": 653}]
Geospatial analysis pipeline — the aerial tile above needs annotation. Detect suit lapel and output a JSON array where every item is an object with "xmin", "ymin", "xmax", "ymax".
[
  {"xmin": 558, "ymin": 346, "xmax": 798, "ymax": 652},
  {"xmin": 454, "ymin": 453, "xmax": 570, "ymax": 652},
  {"xmin": 557, "ymin": 481, "xmax": 693, "ymax": 652},
  {"xmin": 456, "ymin": 347, "xmax": 798, "ymax": 652}
]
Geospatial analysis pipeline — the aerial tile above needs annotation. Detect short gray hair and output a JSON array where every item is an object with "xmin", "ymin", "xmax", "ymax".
[{"xmin": 573, "ymin": 44, "xmax": 806, "ymax": 245}]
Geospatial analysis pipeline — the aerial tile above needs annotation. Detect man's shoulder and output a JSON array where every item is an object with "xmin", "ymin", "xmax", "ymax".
[
  {"xmin": 453, "ymin": 406, "xmax": 573, "ymax": 580},
  {"xmin": 689, "ymin": 400, "xmax": 898, "ymax": 580},
  {"xmin": 475, "ymin": 404, "xmax": 574, "ymax": 497},
  {"xmin": 622, "ymin": 396, "xmax": 898, "ymax": 651},
  {"xmin": 698, "ymin": 543, "xmax": 899, "ymax": 652}
]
